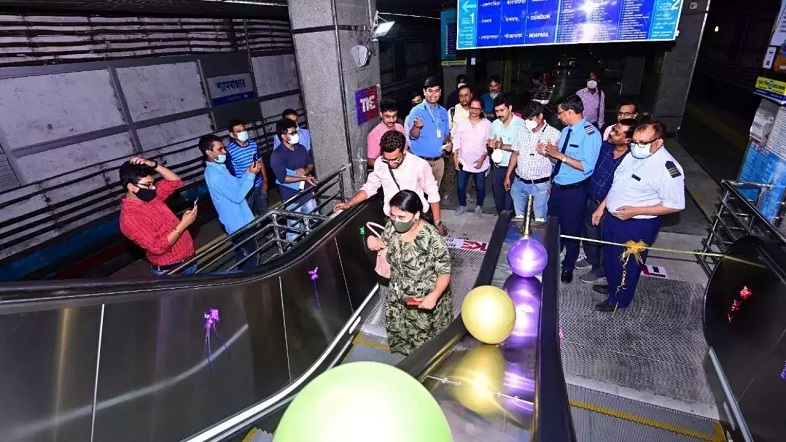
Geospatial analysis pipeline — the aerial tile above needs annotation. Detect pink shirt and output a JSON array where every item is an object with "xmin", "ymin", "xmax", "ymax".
[
  {"xmin": 360, "ymin": 152, "xmax": 440, "ymax": 216},
  {"xmin": 366, "ymin": 122, "xmax": 407, "ymax": 160},
  {"xmin": 454, "ymin": 118, "xmax": 491, "ymax": 173}
]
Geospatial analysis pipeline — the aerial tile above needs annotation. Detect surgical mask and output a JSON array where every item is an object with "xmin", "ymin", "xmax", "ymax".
[
  {"xmin": 524, "ymin": 119, "xmax": 538, "ymax": 131},
  {"xmin": 630, "ymin": 143, "xmax": 653, "ymax": 159},
  {"xmin": 394, "ymin": 217, "xmax": 417, "ymax": 233},
  {"xmin": 237, "ymin": 131, "xmax": 249, "ymax": 142},
  {"xmin": 136, "ymin": 188, "xmax": 156, "ymax": 202},
  {"xmin": 289, "ymin": 133, "xmax": 300, "ymax": 145},
  {"xmin": 215, "ymin": 154, "xmax": 227, "ymax": 164},
  {"xmin": 587, "ymin": 80, "xmax": 598, "ymax": 89}
]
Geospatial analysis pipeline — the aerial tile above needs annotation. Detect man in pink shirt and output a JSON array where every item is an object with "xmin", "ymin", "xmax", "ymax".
[
  {"xmin": 367, "ymin": 98, "xmax": 406, "ymax": 168},
  {"xmin": 336, "ymin": 131, "xmax": 447, "ymax": 235}
]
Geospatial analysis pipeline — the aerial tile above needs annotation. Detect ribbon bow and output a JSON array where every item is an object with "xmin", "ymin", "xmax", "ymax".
[
  {"xmin": 204, "ymin": 308, "xmax": 232, "ymax": 372},
  {"xmin": 727, "ymin": 286, "xmax": 752, "ymax": 324},
  {"xmin": 309, "ymin": 267, "xmax": 321, "ymax": 309},
  {"xmin": 609, "ymin": 240, "xmax": 649, "ymax": 317}
]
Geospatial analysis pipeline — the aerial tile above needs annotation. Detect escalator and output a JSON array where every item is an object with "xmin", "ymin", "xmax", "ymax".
[
  {"xmin": 0, "ymin": 201, "xmax": 575, "ymax": 442},
  {"xmin": 186, "ymin": 213, "xmax": 575, "ymax": 442}
]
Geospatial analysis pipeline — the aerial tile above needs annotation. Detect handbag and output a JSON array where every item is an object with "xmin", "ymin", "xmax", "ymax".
[{"xmin": 365, "ymin": 222, "xmax": 391, "ymax": 279}]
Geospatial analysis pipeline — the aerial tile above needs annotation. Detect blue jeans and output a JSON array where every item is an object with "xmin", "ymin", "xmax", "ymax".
[
  {"xmin": 582, "ymin": 197, "xmax": 605, "ymax": 276},
  {"xmin": 456, "ymin": 169, "xmax": 486, "ymax": 207},
  {"xmin": 511, "ymin": 178, "xmax": 550, "ymax": 220},
  {"xmin": 150, "ymin": 263, "xmax": 197, "ymax": 276},
  {"xmin": 286, "ymin": 198, "xmax": 318, "ymax": 242},
  {"xmin": 246, "ymin": 186, "xmax": 268, "ymax": 216}
]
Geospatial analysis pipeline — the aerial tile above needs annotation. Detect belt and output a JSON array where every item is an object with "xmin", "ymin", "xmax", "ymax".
[
  {"xmin": 517, "ymin": 175, "xmax": 550, "ymax": 184},
  {"xmin": 552, "ymin": 178, "xmax": 590, "ymax": 190},
  {"xmin": 421, "ymin": 155, "xmax": 443, "ymax": 161},
  {"xmin": 151, "ymin": 258, "xmax": 192, "ymax": 271}
]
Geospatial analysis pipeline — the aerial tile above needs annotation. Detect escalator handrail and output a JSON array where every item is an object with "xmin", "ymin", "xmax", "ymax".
[
  {"xmin": 721, "ymin": 179, "xmax": 786, "ymax": 246},
  {"xmin": 532, "ymin": 217, "xmax": 577, "ymax": 442},
  {"xmin": 0, "ymin": 197, "xmax": 377, "ymax": 313}
]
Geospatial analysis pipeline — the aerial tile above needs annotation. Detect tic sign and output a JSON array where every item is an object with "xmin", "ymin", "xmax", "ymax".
[{"xmin": 354, "ymin": 86, "xmax": 379, "ymax": 125}]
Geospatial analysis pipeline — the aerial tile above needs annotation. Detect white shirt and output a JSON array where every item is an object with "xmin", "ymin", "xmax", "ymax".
[
  {"xmin": 511, "ymin": 122, "xmax": 561, "ymax": 180},
  {"xmin": 449, "ymin": 104, "xmax": 470, "ymax": 138},
  {"xmin": 359, "ymin": 152, "xmax": 440, "ymax": 216},
  {"xmin": 605, "ymin": 146, "xmax": 685, "ymax": 219}
]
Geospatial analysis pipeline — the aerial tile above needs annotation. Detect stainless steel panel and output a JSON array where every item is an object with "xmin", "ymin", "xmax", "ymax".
[
  {"xmin": 92, "ymin": 279, "xmax": 288, "ymax": 442},
  {"xmin": 1, "ymin": 307, "xmax": 102, "ymax": 442},
  {"xmin": 281, "ymin": 243, "xmax": 354, "ymax": 380},
  {"xmin": 334, "ymin": 199, "xmax": 385, "ymax": 310}
]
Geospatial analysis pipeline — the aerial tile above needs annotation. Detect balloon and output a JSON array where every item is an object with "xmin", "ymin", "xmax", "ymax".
[
  {"xmin": 461, "ymin": 285, "xmax": 516, "ymax": 344},
  {"xmin": 507, "ymin": 238, "xmax": 548, "ymax": 278},
  {"xmin": 503, "ymin": 275, "xmax": 542, "ymax": 343},
  {"xmin": 451, "ymin": 345, "xmax": 505, "ymax": 416},
  {"xmin": 274, "ymin": 362, "xmax": 452, "ymax": 442}
]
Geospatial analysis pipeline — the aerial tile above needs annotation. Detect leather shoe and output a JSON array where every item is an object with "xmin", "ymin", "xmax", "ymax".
[
  {"xmin": 561, "ymin": 269, "xmax": 573, "ymax": 283},
  {"xmin": 592, "ymin": 284, "xmax": 608, "ymax": 295},
  {"xmin": 595, "ymin": 300, "xmax": 617, "ymax": 312}
]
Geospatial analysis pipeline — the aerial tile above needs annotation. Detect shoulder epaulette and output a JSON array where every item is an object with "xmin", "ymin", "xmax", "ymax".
[
  {"xmin": 584, "ymin": 124, "xmax": 596, "ymax": 135},
  {"xmin": 665, "ymin": 161, "xmax": 681, "ymax": 178}
]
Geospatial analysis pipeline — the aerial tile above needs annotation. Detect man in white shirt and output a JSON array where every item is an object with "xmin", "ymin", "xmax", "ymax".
[
  {"xmin": 334, "ymin": 130, "xmax": 447, "ymax": 235},
  {"xmin": 504, "ymin": 101, "xmax": 561, "ymax": 221},
  {"xmin": 449, "ymin": 85, "xmax": 472, "ymax": 138},
  {"xmin": 488, "ymin": 95, "xmax": 525, "ymax": 215},
  {"xmin": 590, "ymin": 121, "xmax": 685, "ymax": 312}
]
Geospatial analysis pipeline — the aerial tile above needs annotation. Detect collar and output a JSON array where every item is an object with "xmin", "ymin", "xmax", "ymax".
[
  {"xmin": 569, "ymin": 117, "xmax": 589, "ymax": 129},
  {"xmin": 206, "ymin": 161, "xmax": 229, "ymax": 171},
  {"xmin": 501, "ymin": 115, "xmax": 523, "ymax": 128}
]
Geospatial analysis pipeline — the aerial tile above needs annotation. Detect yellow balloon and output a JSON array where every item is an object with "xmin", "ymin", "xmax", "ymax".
[
  {"xmin": 461, "ymin": 285, "xmax": 516, "ymax": 344},
  {"xmin": 450, "ymin": 345, "xmax": 505, "ymax": 416}
]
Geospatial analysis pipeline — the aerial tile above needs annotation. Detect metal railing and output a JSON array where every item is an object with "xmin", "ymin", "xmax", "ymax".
[
  {"xmin": 168, "ymin": 166, "xmax": 348, "ymax": 275},
  {"xmin": 697, "ymin": 179, "xmax": 786, "ymax": 277}
]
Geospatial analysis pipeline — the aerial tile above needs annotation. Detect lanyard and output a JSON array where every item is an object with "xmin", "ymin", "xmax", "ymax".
[{"xmin": 424, "ymin": 103, "xmax": 440, "ymax": 123}]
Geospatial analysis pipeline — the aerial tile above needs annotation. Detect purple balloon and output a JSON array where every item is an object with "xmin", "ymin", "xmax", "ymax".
[
  {"xmin": 507, "ymin": 238, "xmax": 548, "ymax": 278},
  {"xmin": 503, "ymin": 275, "xmax": 542, "ymax": 344}
]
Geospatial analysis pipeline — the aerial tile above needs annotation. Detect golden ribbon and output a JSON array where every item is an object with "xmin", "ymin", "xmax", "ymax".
[{"xmin": 559, "ymin": 235, "xmax": 763, "ymax": 317}]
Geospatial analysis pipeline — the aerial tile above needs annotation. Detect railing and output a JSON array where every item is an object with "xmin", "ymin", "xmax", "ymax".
[
  {"xmin": 169, "ymin": 166, "xmax": 348, "ymax": 275},
  {"xmin": 697, "ymin": 179, "xmax": 786, "ymax": 277}
]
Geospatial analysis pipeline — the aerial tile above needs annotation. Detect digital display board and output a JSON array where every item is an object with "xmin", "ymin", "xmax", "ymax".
[{"xmin": 456, "ymin": 0, "xmax": 684, "ymax": 50}]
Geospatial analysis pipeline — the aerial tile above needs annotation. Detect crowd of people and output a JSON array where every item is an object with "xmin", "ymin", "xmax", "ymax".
[{"xmin": 116, "ymin": 70, "xmax": 686, "ymax": 354}]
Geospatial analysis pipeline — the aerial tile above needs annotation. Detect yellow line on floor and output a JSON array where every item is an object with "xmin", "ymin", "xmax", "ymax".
[
  {"xmin": 684, "ymin": 103, "xmax": 748, "ymax": 150},
  {"xmin": 353, "ymin": 334, "xmax": 391, "ymax": 352},
  {"xmin": 196, "ymin": 233, "xmax": 227, "ymax": 254},
  {"xmin": 570, "ymin": 399, "xmax": 725, "ymax": 442}
]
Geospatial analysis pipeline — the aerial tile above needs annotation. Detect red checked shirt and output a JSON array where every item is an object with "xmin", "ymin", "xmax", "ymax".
[{"xmin": 119, "ymin": 179, "xmax": 194, "ymax": 266}]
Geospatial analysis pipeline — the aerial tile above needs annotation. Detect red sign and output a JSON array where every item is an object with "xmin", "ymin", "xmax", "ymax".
[{"xmin": 354, "ymin": 86, "xmax": 379, "ymax": 125}]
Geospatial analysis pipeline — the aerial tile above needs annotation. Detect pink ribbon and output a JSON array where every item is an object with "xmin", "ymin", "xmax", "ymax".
[{"xmin": 204, "ymin": 308, "xmax": 232, "ymax": 372}]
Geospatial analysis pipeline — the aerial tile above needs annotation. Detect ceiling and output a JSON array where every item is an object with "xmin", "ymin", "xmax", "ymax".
[{"xmin": 0, "ymin": 0, "xmax": 445, "ymax": 19}]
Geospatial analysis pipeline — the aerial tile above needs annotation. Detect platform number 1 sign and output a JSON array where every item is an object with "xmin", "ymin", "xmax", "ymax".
[{"xmin": 354, "ymin": 86, "xmax": 379, "ymax": 125}]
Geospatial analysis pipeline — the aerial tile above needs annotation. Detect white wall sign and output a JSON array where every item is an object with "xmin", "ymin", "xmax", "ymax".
[{"xmin": 206, "ymin": 72, "xmax": 256, "ymax": 106}]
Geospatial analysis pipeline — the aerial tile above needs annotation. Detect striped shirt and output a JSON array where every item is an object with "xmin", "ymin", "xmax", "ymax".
[
  {"xmin": 575, "ymin": 88, "xmax": 605, "ymax": 127},
  {"xmin": 119, "ymin": 179, "xmax": 194, "ymax": 266},
  {"xmin": 226, "ymin": 139, "xmax": 262, "ymax": 188},
  {"xmin": 588, "ymin": 142, "xmax": 627, "ymax": 201}
]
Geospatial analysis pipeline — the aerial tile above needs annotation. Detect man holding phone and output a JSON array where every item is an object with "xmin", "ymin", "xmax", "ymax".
[
  {"xmin": 200, "ymin": 135, "xmax": 263, "ymax": 271},
  {"xmin": 226, "ymin": 119, "xmax": 269, "ymax": 216}
]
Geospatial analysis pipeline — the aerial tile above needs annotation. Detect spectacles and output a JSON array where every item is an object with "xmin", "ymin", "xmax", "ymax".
[
  {"xmin": 618, "ymin": 111, "xmax": 636, "ymax": 117},
  {"xmin": 287, "ymin": 130, "xmax": 298, "ymax": 136},
  {"xmin": 631, "ymin": 138, "xmax": 659, "ymax": 144},
  {"xmin": 381, "ymin": 153, "xmax": 404, "ymax": 164},
  {"xmin": 136, "ymin": 181, "xmax": 156, "ymax": 189}
]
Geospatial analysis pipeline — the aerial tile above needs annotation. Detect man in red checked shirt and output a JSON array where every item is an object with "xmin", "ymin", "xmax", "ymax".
[{"xmin": 119, "ymin": 156, "xmax": 198, "ymax": 275}]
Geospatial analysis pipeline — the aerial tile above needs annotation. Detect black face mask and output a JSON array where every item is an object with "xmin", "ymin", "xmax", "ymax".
[{"xmin": 136, "ymin": 188, "xmax": 156, "ymax": 202}]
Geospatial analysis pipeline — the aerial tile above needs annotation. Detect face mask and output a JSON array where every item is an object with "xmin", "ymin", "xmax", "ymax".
[
  {"xmin": 237, "ymin": 131, "xmax": 249, "ymax": 142},
  {"xmin": 587, "ymin": 80, "xmax": 598, "ymax": 89},
  {"xmin": 630, "ymin": 143, "xmax": 653, "ymax": 159},
  {"xmin": 394, "ymin": 217, "xmax": 417, "ymax": 233},
  {"xmin": 524, "ymin": 119, "xmax": 538, "ymax": 131},
  {"xmin": 289, "ymin": 133, "xmax": 300, "ymax": 145},
  {"xmin": 215, "ymin": 154, "xmax": 227, "ymax": 164},
  {"xmin": 136, "ymin": 187, "xmax": 156, "ymax": 202}
]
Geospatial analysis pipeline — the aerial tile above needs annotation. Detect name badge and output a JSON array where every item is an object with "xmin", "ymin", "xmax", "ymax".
[
  {"xmin": 436, "ymin": 128, "xmax": 442, "ymax": 138},
  {"xmin": 631, "ymin": 174, "xmax": 641, "ymax": 181}
]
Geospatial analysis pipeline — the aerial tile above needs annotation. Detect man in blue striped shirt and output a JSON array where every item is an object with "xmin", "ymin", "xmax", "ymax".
[{"xmin": 226, "ymin": 119, "xmax": 269, "ymax": 216}]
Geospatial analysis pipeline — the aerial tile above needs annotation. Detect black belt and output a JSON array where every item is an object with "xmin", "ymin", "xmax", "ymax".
[
  {"xmin": 421, "ymin": 156, "xmax": 442, "ymax": 161},
  {"xmin": 517, "ymin": 175, "xmax": 550, "ymax": 185},
  {"xmin": 151, "ymin": 258, "xmax": 192, "ymax": 271},
  {"xmin": 552, "ymin": 178, "xmax": 589, "ymax": 190}
]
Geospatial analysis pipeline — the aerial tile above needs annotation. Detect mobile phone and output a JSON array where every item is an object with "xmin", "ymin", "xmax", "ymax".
[
  {"xmin": 192, "ymin": 196, "xmax": 199, "ymax": 208},
  {"xmin": 404, "ymin": 296, "xmax": 422, "ymax": 306},
  {"xmin": 253, "ymin": 152, "xmax": 259, "ymax": 163}
]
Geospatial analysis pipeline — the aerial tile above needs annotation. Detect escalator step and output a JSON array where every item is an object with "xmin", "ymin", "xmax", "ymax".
[{"xmin": 242, "ymin": 427, "xmax": 273, "ymax": 442}]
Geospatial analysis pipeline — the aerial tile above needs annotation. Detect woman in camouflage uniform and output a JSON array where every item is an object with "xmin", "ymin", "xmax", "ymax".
[{"xmin": 370, "ymin": 190, "xmax": 453, "ymax": 355}]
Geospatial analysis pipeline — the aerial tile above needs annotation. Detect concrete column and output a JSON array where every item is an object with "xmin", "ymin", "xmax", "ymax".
[
  {"xmin": 652, "ymin": 0, "xmax": 710, "ymax": 132},
  {"xmin": 442, "ymin": 65, "xmax": 467, "ymax": 105},
  {"xmin": 288, "ymin": 0, "xmax": 380, "ymax": 192}
]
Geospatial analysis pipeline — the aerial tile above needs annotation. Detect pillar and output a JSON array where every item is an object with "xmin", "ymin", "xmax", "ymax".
[
  {"xmin": 652, "ymin": 0, "xmax": 711, "ymax": 132},
  {"xmin": 288, "ymin": 0, "xmax": 381, "ymax": 192}
]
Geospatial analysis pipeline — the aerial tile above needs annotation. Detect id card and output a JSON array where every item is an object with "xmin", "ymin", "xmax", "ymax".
[{"xmin": 436, "ymin": 128, "xmax": 442, "ymax": 138}]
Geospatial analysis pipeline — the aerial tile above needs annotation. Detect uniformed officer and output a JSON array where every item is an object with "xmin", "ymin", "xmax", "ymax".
[
  {"xmin": 590, "ymin": 121, "xmax": 685, "ymax": 312},
  {"xmin": 542, "ymin": 94, "xmax": 602, "ymax": 283}
]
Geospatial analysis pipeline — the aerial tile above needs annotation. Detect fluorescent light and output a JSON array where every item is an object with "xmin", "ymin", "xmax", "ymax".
[
  {"xmin": 199, "ymin": 0, "xmax": 287, "ymax": 6},
  {"xmin": 373, "ymin": 21, "xmax": 395, "ymax": 38}
]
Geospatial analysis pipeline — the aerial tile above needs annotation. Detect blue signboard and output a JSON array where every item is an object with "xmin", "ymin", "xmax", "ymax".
[
  {"xmin": 441, "ymin": 9, "xmax": 466, "ymax": 66},
  {"xmin": 738, "ymin": 141, "xmax": 786, "ymax": 222},
  {"xmin": 456, "ymin": 0, "xmax": 684, "ymax": 50}
]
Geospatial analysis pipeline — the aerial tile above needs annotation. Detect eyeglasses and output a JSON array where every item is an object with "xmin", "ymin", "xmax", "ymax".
[
  {"xmin": 631, "ymin": 138, "xmax": 659, "ymax": 144},
  {"xmin": 136, "ymin": 181, "xmax": 156, "ymax": 189},
  {"xmin": 618, "ymin": 111, "xmax": 636, "ymax": 117},
  {"xmin": 381, "ymin": 153, "xmax": 404, "ymax": 164},
  {"xmin": 287, "ymin": 130, "xmax": 298, "ymax": 136}
]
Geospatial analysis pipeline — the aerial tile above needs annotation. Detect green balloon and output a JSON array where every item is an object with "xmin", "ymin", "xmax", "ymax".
[{"xmin": 274, "ymin": 361, "xmax": 453, "ymax": 442}]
